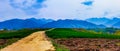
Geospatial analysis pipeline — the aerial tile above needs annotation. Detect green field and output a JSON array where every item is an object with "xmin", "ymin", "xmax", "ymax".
[{"xmin": 46, "ymin": 28, "xmax": 120, "ymax": 39}]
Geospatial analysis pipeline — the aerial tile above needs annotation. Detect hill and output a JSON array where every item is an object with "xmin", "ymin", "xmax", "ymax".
[
  {"xmin": 113, "ymin": 21, "xmax": 120, "ymax": 28},
  {"xmin": 0, "ymin": 18, "xmax": 53, "ymax": 29},
  {"xmin": 41, "ymin": 19, "xmax": 106, "ymax": 28},
  {"xmin": 104, "ymin": 18, "xmax": 120, "ymax": 27},
  {"xmin": 86, "ymin": 18, "xmax": 110, "ymax": 25}
]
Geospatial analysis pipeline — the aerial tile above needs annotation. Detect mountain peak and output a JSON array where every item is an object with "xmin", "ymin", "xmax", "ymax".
[
  {"xmin": 86, "ymin": 17, "xmax": 110, "ymax": 25},
  {"xmin": 41, "ymin": 19, "xmax": 105, "ymax": 28}
]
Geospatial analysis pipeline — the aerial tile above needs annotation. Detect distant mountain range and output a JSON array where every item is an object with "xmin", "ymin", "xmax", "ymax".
[
  {"xmin": 113, "ymin": 21, "xmax": 120, "ymax": 28},
  {"xmin": 105, "ymin": 18, "xmax": 120, "ymax": 27},
  {"xmin": 41, "ymin": 19, "xmax": 105, "ymax": 28},
  {"xmin": 0, "ymin": 18, "xmax": 53, "ymax": 29},
  {"xmin": 0, "ymin": 17, "xmax": 120, "ymax": 29},
  {"xmin": 86, "ymin": 18, "xmax": 120, "ymax": 28},
  {"xmin": 86, "ymin": 18, "xmax": 110, "ymax": 25}
]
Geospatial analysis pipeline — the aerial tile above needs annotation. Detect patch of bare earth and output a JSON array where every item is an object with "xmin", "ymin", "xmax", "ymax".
[
  {"xmin": 56, "ymin": 38, "xmax": 120, "ymax": 51},
  {"xmin": 0, "ymin": 39, "xmax": 7, "ymax": 45},
  {"xmin": 1, "ymin": 31, "xmax": 55, "ymax": 51}
]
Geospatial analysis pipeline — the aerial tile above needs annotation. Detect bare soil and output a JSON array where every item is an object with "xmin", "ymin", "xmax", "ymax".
[
  {"xmin": 0, "ymin": 39, "xmax": 7, "ymax": 45},
  {"xmin": 55, "ymin": 38, "xmax": 120, "ymax": 51}
]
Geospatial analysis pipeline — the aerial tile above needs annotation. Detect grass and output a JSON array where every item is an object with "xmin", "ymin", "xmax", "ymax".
[
  {"xmin": 0, "ymin": 29, "xmax": 48, "ymax": 39},
  {"xmin": 54, "ymin": 43, "xmax": 70, "ymax": 51},
  {"xmin": 51, "ymin": 40, "xmax": 70, "ymax": 51},
  {"xmin": 46, "ymin": 28, "xmax": 120, "ymax": 39}
]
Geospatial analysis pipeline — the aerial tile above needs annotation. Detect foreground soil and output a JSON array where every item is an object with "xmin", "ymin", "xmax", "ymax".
[
  {"xmin": 56, "ymin": 38, "xmax": 120, "ymax": 51},
  {"xmin": 1, "ymin": 31, "xmax": 55, "ymax": 51},
  {"xmin": 0, "ymin": 39, "xmax": 7, "ymax": 45}
]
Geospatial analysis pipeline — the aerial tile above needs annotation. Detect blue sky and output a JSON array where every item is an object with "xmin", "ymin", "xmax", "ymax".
[{"xmin": 0, "ymin": 0, "xmax": 120, "ymax": 21}]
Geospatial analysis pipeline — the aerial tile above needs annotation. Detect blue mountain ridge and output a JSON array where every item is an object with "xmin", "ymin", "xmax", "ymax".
[
  {"xmin": 0, "ymin": 18, "xmax": 53, "ymax": 29},
  {"xmin": 86, "ymin": 17, "xmax": 110, "ymax": 25},
  {"xmin": 113, "ymin": 21, "xmax": 120, "ymax": 28},
  {"xmin": 86, "ymin": 17, "xmax": 120, "ymax": 28},
  {"xmin": 0, "ymin": 17, "xmax": 120, "ymax": 29},
  {"xmin": 41, "ymin": 19, "xmax": 106, "ymax": 28},
  {"xmin": 105, "ymin": 18, "xmax": 120, "ymax": 27}
]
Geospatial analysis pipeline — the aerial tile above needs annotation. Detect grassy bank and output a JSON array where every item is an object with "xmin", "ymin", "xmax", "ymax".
[{"xmin": 51, "ymin": 40, "xmax": 70, "ymax": 51}]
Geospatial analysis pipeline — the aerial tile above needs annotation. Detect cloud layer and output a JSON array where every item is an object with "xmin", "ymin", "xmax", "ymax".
[
  {"xmin": 9, "ymin": 0, "xmax": 46, "ymax": 15},
  {"xmin": 0, "ymin": 0, "xmax": 120, "ymax": 21}
]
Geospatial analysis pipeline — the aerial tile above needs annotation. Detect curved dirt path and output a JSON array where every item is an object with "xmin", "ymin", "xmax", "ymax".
[{"xmin": 1, "ymin": 31, "xmax": 55, "ymax": 51}]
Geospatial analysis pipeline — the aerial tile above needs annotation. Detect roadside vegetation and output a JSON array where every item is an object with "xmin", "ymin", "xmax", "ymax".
[
  {"xmin": 0, "ymin": 29, "xmax": 48, "ymax": 39},
  {"xmin": 51, "ymin": 40, "xmax": 70, "ymax": 51}
]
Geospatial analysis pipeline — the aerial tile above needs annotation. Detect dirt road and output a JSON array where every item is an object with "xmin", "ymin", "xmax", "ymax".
[{"xmin": 1, "ymin": 31, "xmax": 55, "ymax": 51}]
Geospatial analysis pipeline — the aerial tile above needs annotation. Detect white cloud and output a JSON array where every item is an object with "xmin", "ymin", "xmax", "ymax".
[
  {"xmin": 39, "ymin": 0, "xmax": 120, "ymax": 20},
  {"xmin": 0, "ymin": 0, "xmax": 120, "ymax": 21},
  {"xmin": 9, "ymin": 0, "xmax": 46, "ymax": 15},
  {"xmin": 0, "ymin": 0, "xmax": 29, "ymax": 21},
  {"xmin": 86, "ymin": 0, "xmax": 120, "ymax": 17},
  {"xmin": 39, "ymin": 0, "xmax": 86, "ymax": 20},
  {"xmin": 0, "ymin": 0, "xmax": 46, "ymax": 21}
]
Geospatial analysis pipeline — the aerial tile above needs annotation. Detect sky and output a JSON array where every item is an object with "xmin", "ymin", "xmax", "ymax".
[{"xmin": 0, "ymin": 0, "xmax": 120, "ymax": 21}]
